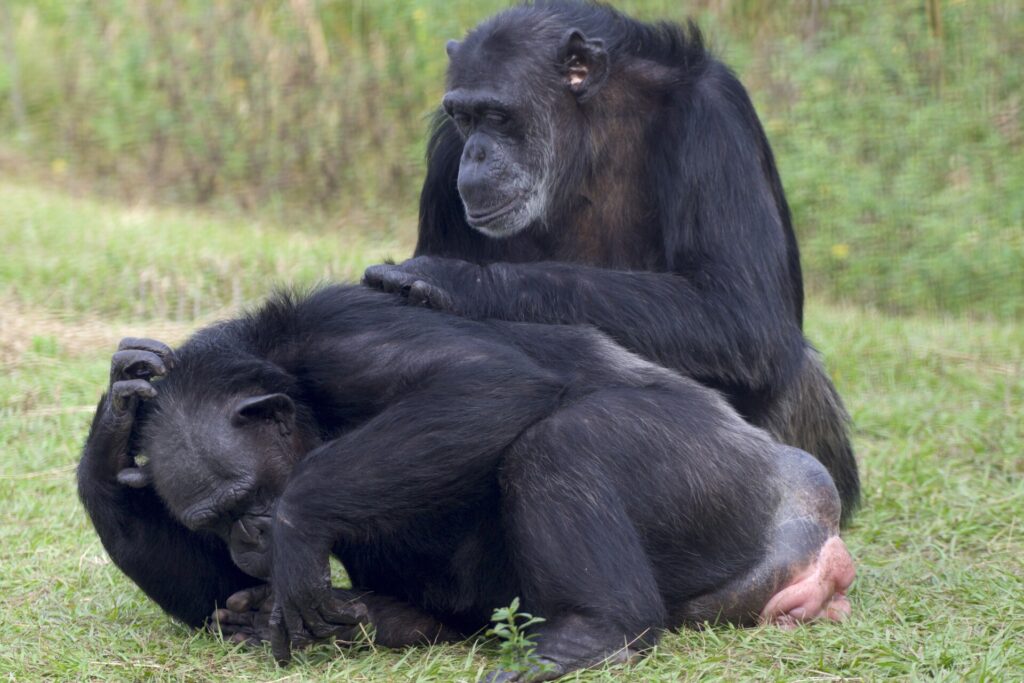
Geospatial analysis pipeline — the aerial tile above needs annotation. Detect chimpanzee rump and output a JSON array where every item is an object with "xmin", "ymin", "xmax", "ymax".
[
  {"xmin": 79, "ymin": 285, "xmax": 854, "ymax": 681},
  {"xmin": 363, "ymin": 0, "xmax": 860, "ymax": 524}
]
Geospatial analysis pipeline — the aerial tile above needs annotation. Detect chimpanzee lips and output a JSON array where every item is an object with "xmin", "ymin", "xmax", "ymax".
[{"xmin": 465, "ymin": 196, "xmax": 521, "ymax": 225}]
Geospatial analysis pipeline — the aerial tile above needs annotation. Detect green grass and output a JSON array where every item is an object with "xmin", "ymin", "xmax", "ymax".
[
  {"xmin": 1, "ymin": 183, "xmax": 1022, "ymax": 680},
  {"xmin": 0, "ymin": 183, "xmax": 414, "ymax": 320}
]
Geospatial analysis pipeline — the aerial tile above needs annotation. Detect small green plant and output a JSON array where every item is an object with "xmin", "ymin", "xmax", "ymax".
[{"xmin": 486, "ymin": 597, "xmax": 552, "ymax": 675}]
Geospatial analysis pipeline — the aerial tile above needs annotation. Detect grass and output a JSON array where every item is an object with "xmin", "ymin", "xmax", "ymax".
[
  {"xmin": 1, "ymin": 182, "xmax": 1022, "ymax": 680},
  {"xmin": 0, "ymin": 183, "xmax": 414, "ymax": 320}
]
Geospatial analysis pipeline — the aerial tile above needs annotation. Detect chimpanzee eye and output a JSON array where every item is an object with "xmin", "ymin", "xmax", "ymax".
[
  {"xmin": 485, "ymin": 111, "xmax": 510, "ymax": 126},
  {"xmin": 451, "ymin": 111, "xmax": 472, "ymax": 129}
]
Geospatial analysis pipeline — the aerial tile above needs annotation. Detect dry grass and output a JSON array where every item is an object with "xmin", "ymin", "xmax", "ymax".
[{"xmin": 0, "ymin": 294, "xmax": 198, "ymax": 367}]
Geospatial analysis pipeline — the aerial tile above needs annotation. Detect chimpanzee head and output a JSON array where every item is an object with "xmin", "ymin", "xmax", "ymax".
[
  {"xmin": 443, "ymin": 8, "xmax": 609, "ymax": 238},
  {"xmin": 136, "ymin": 358, "xmax": 313, "ymax": 580}
]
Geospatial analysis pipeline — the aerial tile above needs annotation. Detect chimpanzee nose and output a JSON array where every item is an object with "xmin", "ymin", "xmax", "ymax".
[{"xmin": 463, "ymin": 133, "xmax": 491, "ymax": 163}]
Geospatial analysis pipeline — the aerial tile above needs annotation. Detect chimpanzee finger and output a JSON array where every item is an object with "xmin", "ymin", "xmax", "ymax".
[
  {"xmin": 295, "ymin": 597, "xmax": 367, "ymax": 640},
  {"xmin": 229, "ymin": 631, "xmax": 264, "ymax": 647},
  {"xmin": 323, "ymin": 595, "xmax": 369, "ymax": 625},
  {"xmin": 111, "ymin": 349, "xmax": 167, "ymax": 382},
  {"xmin": 117, "ymin": 337, "xmax": 176, "ymax": 366},
  {"xmin": 368, "ymin": 267, "xmax": 418, "ymax": 297},
  {"xmin": 262, "ymin": 626, "xmax": 313, "ymax": 650},
  {"xmin": 210, "ymin": 611, "xmax": 246, "ymax": 638},
  {"xmin": 110, "ymin": 379, "xmax": 157, "ymax": 413},
  {"xmin": 213, "ymin": 621, "xmax": 255, "ymax": 641},
  {"xmin": 289, "ymin": 630, "xmax": 315, "ymax": 649},
  {"xmin": 297, "ymin": 603, "xmax": 338, "ymax": 640},
  {"xmin": 232, "ymin": 630, "xmax": 291, "ymax": 648},
  {"xmin": 362, "ymin": 264, "xmax": 389, "ymax": 290},
  {"xmin": 225, "ymin": 584, "xmax": 272, "ymax": 613},
  {"xmin": 386, "ymin": 275, "xmax": 416, "ymax": 296},
  {"xmin": 407, "ymin": 280, "xmax": 454, "ymax": 310},
  {"xmin": 269, "ymin": 605, "xmax": 300, "ymax": 664},
  {"xmin": 212, "ymin": 607, "xmax": 255, "ymax": 628}
]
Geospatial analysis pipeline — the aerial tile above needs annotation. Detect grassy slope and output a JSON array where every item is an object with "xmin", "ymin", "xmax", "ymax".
[{"xmin": 1, "ymin": 183, "xmax": 1021, "ymax": 680}]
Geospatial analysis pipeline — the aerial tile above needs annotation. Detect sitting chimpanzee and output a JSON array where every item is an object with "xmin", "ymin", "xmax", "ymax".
[
  {"xmin": 78, "ymin": 285, "xmax": 855, "ymax": 681},
  {"xmin": 364, "ymin": 1, "xmax": 861, "ymax": 523}
]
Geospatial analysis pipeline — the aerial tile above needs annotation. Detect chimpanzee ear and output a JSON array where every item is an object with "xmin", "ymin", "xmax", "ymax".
[
  {"xmin": 557, "ymin": 28, "xmax": 609, "ymax": 102},
  {"xmin": 446, "ymin": 39, "xmax": 460, "ymax": 59},
  {"xmin": 232, "ymin": 393, "xmax": 295, "ymax": 433}
]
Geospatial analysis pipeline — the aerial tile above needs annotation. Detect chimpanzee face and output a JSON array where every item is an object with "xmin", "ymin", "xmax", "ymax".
[
  {"xmin": 442, "ymin": 80, "xmax": 553, "ymax": 239},
  {"xmin": 443, "ymin": 23, "xmax": 609, "ymax": 238},
  {"xmin": 142, "ymin": 393, "xmax": 301, "ymax": 579}
]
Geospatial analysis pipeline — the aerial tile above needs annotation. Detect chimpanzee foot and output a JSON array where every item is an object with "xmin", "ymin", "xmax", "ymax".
[
  {"xmin": 760, "ymin": 535, "xmax": 854, "ymax": 628},
  {"xmin": 484, "ymin": 658, "xmax": 562, "ymax": 683},
  {"xmin": 485, "ymin": 615, "xmax": 643, "ymax": 682}
]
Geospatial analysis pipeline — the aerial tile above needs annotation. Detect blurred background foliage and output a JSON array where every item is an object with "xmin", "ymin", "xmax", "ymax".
[{"xmin": 0, "ymin": 0, "xmax": 1021, "ymax": 319}]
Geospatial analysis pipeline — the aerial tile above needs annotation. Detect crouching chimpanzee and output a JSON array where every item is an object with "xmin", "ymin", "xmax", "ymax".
[
  {"xmin": 78, "ymin": 285, "xmax": 855, "ymax": 681},
  {"xmin": 364, "ymin": 1, "xmax": 861, "ymax": 524}
]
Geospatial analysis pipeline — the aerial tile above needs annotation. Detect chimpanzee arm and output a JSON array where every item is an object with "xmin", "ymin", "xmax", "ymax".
[
  {"xmin": 365, "ymin": 255, "xmax": 805, "ymax": 401},
  {"xmin": 266, "ymin": 364, "xmax": 561, "ymax": 662},
  {"xmin": 77, "ymin": 339, "xmax": 259, "ymax": 628}
]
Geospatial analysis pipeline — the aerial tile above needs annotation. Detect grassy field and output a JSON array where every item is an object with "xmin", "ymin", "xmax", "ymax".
[
  {"xmin": 3, "ymin": 1, "xmax": 1022, "ymax": 318},
  {"xmin": 1, "ymin": 181, "xmax": 1021, "ymax": 681},
  {"xmin": 2, "ymin": 2, "xmax": 1021, "ymax": 679}
]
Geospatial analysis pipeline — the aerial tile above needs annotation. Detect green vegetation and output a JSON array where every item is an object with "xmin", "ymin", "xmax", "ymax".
[
  {"xmin": 0, "ymin": 183, "xmax": 409, "ymax": 319},
  {"xmin": 1, "ymin": 182, "xmax": 1021, "ymax": 680},
  {"xmin": 1, "ymin": 0, "xmax": 1021, "ymax": 316},
  {"xmin": 486, "ymin": 598, "xmax": 551, "ymax": 676},
  {"xmin": 1, "ymin": 0, "xmax": 1022, "ymax": 680}
]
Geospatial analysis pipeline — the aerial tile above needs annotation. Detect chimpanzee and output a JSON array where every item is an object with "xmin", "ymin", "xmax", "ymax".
[
  {"xmin": 78, "ymin": 285, "xmax": 855, "ymax": 681},
  {"xmin": 363, "ymin": 1, "xmax": 860, "ymax": 523}
]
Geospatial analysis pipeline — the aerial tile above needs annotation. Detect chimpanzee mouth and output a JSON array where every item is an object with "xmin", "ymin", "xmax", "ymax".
[
  {"xmin": 465, "ymin": 196, "xmax": 522, "ymax": 226},
  {"xmin": 231, "ymin": 548, "xmax": 272, "ymax": 580}
]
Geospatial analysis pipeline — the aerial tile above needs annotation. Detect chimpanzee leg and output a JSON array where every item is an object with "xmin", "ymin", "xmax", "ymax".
[
  {"xmin": 495, "ymin": 399, "xmax": 669, "ymax": 682},
  {"xmin": 268, "ymin": 369, "xmax": 564, "ymax": 662}
]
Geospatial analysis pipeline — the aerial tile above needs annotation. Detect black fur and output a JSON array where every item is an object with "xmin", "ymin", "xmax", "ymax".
[
  {"xmin": 78, "ymin": 286, "xmax": 849, "ymax": 678},
  {"xmin": 369, "ymin": 1, "xmax": 859, "ymax": 522}
]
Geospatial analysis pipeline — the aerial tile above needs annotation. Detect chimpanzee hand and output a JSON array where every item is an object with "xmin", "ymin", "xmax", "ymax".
[
  {"xmin": 210, "ymin": 584, "xmax": 278, "ymax": 646},
  {"xmin": 267, "ymin": 525, "xmax": 368, "ymax": 664},
  {"xmin": 211, "ymin": 584, "xmax": 367, "ymax": 648},
  {"xmin": 363, "ymin": 256, "xmax": 488, "ymax": 317},
  {"xmin": 85, "ymin": 337, "xmax": 176, "ymax": 487}
]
